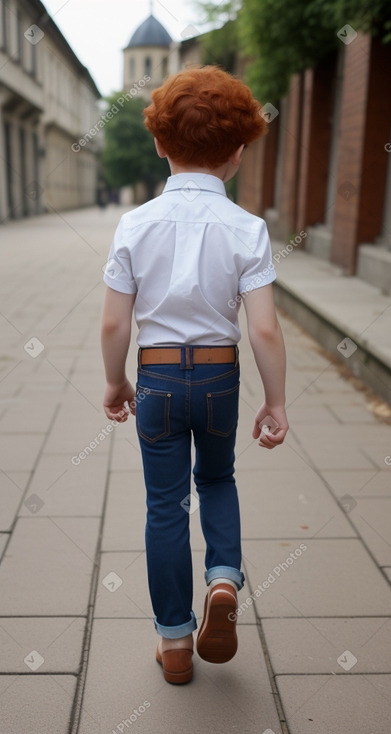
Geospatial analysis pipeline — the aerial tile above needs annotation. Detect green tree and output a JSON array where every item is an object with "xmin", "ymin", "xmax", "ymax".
[
  {"xmin": 333, "ymin": 0, "xmax": 391, "ymax": 42},
  {"xmin": 238, "ymin": 0, "xmax": 338, "ymax": 102},
  {"xmin": 197, "ymin": 0, "xmax": 391, "ymax": 102},
  {"xmin": 201, "ymin": 19, "xmax": 238, "ymax": 72},
  {"xmin": 102, "ymin": 94, "xmax": 169, "ymax": 200}
]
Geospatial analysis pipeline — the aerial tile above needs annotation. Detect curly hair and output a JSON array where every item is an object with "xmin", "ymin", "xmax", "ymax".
[{"xmin": 143, "ymin": 65, "xmax": 267, "ymax": 168}]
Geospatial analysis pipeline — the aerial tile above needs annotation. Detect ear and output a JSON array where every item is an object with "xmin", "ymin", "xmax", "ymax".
[
  {"xmin": 229, "ymin": 144, "xmax": 245, "ymax": 166},
  {"xmin": 154, "ymin": 138, "xmax": 167, "ymax": 159}
]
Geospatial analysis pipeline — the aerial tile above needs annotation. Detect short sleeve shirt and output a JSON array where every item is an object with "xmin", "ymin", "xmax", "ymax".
[{"xmin": 103, "ymin": 172, "xmax": 276, "ymax": 347}]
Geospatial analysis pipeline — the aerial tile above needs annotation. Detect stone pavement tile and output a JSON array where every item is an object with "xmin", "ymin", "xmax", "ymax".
[
  {"xmin": 0, "ymin": 433, "xmax": 45, "ymax": 471},
  {"xmin": 78, "ymin": 619, "xmax": 283, "ymax": 734},
  {"xmin": 110, "ymin": 434, "xmax": 143, "ymax": 471},
  {"xmin": 361, "ymin": 442, "xmax": 391, "ymax": 469},
  {"xmin": 28, "ymin": 353, "xmax": 77, "ymax": 381},
  {"xmin": 95, "ymin": 550, "xmax": 253, "ymax": 625},
  {"xmin": 275, "ymin": 674, "xmax": 391, "ymax": 734},
  {"xmin": 282, "ymin": 405, "xmax": 338, "ymax": 424},
  {"xmin": 287, "ymin": 386, "xmax": 372, "ymax": 406},
  {"xmin": 0, "ymin": 398, "xmax": 57, "ymax": 433},
  {"xmin": 313, "ymin": 373, "xmax": 360, "ymax": 393},
  {"xmin": 43, "ymin": 411, "xmax": 112, "ymax": 455},
  {"xmin": 19, "ymin": 454, "xmax": 108, "ymax": 517},
  {"xmin": 0, "ymin": 533, "xmax": 8, "ymax": 554},
  {"xmin": 0, "ymin": 674, "xmax": 76, "ymax": 734},
  {"xmin": 321, "ymin": 469, "xmax": 391, "ymax": 498},
  {"xmin": 238, "ymin": 468, "xmax": 356, "ymax": 539},
  {"xmin": 0, "ymin": 617, "xmax": 85, "ymax": 672},
  {"xmin": 383, "ymin": 568, "xmax": 391, "ymax": 582},
  {"xmin": 0, "ymin": 517, "xmax": 99, "ymax": 615},
  {"xmin": 0, "ymin": 378, "xmax": 22, "ymax": 398},
  {"xmin": 327, "ymin": 403, "xmax": 378, "ymax": 423},
  {"xmin": 101, "ymin": 471, "xmax": 146, "ymax": 552},
  {"xmin": 346, "ymin": 498, "xmax": 391, "ymax": 566},
  {"xmin": 235, "ymin": 430, "xmax": 309, "ymax": 471},
  {"xmin": 0, "ymin": 471, "xmax": 30, "ymax": 531},
  {"xmin": 291, "ymin": 424, "xmax": 380, "ymax": 470},
  {"xmin": 241, "ymin": 539, "xmax": 391, "ymax": 617},
  {"xmin": 263, "ymin": 617, "xmax": 391, "ymax": 673},
  {"xmin": 95, "ymin": 551, "xmax": 152, "ymax": 620},
  {"xmin": 289, "ymin": 348, "xmax": 331, "ymax": 371},
  {"xmin": 18, "ymin": 381, "xmax": 67, "ymax": 398}
]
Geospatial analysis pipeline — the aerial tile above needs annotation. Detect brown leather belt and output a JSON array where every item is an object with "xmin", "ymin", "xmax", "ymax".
[{"xmin": 140, "ymin": 346, "xmax": 236, "ymax": 365}]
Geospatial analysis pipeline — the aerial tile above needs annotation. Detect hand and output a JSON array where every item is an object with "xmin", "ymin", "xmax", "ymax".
[
  {"xmin": 103, "ymin": 379, "xmax": 136, "ymax": 422},
  {"xmin": 252, "ymin": 403, "xmax": 289, "ymax": 449}
]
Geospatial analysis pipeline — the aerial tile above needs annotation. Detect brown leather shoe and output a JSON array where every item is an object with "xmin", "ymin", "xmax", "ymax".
[
  {"xmin": 197, "ymin": 583, "xmax": 238, "ymax": 663},
  {"xmin": 156, "ymin": 645, "xmax": 193, "ymax": 684}
]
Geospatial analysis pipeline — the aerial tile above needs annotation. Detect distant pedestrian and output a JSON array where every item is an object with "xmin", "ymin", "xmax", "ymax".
[{"xmin": 101, "ymin": 65, "xmax": 289, "ymax": 684}]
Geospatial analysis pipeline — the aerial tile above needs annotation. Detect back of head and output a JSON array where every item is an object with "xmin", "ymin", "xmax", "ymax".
[{"xmin": 144, "ymin": 65, "xmax": 267, "ymax": 168}]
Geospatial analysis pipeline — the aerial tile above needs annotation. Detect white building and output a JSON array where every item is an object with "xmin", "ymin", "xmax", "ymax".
[{"xmin": 0, "ymin": 0, "xmax": 101, "ymax": 222}]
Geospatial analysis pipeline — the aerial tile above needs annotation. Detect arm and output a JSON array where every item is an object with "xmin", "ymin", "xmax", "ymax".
[
  {"xmin": 243, "ymin": 284, "xmax": 289, "ymax": 448},
  {"xmin": 101, "ymin": 286, "xmax": 137, "ymax": 421}
]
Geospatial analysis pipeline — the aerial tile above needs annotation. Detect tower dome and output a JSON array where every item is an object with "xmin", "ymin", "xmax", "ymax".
[
  {"xmin": 126, "ymin": 14, "xmax": 172, "ymax": 49},
  {"xmin": 123, "ymin": 12, "xmax": 172, "ymax": 95}
]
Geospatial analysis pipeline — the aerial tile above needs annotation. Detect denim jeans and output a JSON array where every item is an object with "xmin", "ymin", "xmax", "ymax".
[{"xmin": 135, "ymin": 346, "xmax": 245, "ymax": 639}]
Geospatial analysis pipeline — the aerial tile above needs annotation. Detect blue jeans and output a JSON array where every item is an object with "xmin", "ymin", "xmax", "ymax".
[{"xmin": 135, "ymin": 346, "xmax": 245, "ymax": 639}]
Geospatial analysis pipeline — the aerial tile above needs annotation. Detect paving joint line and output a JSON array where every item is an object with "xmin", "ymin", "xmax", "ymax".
[
  {"xmin": 242, "ymin": 559, "xmax": 290, "ymax": 734},
  {"xmin": 0, "ymin": 403, "xmax": 62, "ymax": 562},
  {"xmin": 68, "ymin": 427, "xmax": 115, "ymax": 734}
]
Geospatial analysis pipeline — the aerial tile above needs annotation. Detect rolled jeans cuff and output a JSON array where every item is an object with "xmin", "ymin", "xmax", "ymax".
[
  {"xmin": 205, "ymin": 565, "xmax": 245, "ymax": 591},
  {"xmin": 154, "ymin": 610, "xmax": 197, "ymax": 639}
]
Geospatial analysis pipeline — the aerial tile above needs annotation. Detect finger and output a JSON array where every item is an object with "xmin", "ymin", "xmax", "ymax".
[
  {"xmin": 252, "ymin": 422, "xmax": 262, "ymax": 439},
  {"xmin": 258, "ymin": 435, "xmax": 275, "ymax": 448},
  {"xmin": 262, "ymin": 429, "xmax": 287, "ymax": 447}
]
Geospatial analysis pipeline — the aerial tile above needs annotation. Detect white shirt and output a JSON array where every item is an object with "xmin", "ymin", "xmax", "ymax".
[{"xmin": 103, "ymin": 172, "xmax": 276, "ymax": 347}]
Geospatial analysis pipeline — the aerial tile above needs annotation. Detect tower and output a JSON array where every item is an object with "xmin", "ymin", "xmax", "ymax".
[{"xmin": 123, "ymin": 4, "xmax": 172, "ymax": 97}]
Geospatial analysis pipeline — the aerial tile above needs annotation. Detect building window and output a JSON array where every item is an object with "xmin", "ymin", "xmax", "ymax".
[
  {"xmin": 144, "ymin": 56, "xmax": 151, "ymax": 77},
  {"xmin": 129, "ymin": 56, "xmax": 135, "ymax": 79}
]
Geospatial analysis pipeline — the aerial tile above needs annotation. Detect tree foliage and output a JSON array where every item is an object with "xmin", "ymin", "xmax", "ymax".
[
  {"xmin": 101, "ymin": 94, "xmax": 169, "ymax": 198},
  {"xmin": 196, "ymin": 0, "xmax": 391, "ymax": 102},
  {"xmin": 200, "ymin": 19, "xmax": 238, "ymax": 72}
]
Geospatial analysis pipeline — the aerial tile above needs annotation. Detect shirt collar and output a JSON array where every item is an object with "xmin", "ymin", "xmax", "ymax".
[{"xmin": 162, "ymin": 172, "xmax": 227, "ymax": 198}]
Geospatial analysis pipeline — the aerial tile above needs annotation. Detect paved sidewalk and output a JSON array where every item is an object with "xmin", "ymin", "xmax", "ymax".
[{"xmin": 0, "ymin": 206, "xmax": 391, "ymax": 734}]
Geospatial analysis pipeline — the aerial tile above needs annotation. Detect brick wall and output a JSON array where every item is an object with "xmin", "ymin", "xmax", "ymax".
[
  {"xmin": 330, "ymin": 33, "xmax": 371, "ymax": 272},
  {"xmin": 278, "ymin": 75, "xmax": 303, "ymax": 239},
  {"xmin": 297, "ymin": 55, "xmax": 335, "ymax": 234},
  {"xmin": 238, "ymin": 34, "xmax": 391, "ymax": 273}
]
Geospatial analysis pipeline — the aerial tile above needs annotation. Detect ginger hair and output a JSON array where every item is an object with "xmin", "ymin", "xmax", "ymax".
[{"xmin": 143, "ymin": 65, "xmax": 267, "ymax": 168}]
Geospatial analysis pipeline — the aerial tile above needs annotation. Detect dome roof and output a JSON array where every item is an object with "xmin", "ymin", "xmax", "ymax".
[{"xmin": 126, "ymin": 15, "xmax": 172, "ymax": 48}]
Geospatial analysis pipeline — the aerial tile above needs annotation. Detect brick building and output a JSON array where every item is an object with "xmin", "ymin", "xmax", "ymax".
[{"xmin": 237, "ymin": 34, "xmax": 391, "ymax": 294}]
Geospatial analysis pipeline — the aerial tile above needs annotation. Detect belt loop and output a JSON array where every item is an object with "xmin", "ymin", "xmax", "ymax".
[
  {"xmin": 137, "ymin": 348, "xmax": 142, "ymax": 368},
  {"xmin": 180, "ymin": 346, "xmax": 194, "ymax": 369},
  {"xmin": 187, "ymin": 346, "xmax": 194, "ymax": 369}
]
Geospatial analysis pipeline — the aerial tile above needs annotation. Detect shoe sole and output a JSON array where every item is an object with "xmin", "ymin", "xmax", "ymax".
[
  {"xmin": 156, "ymin": 649, "xmax": 193, "ymax": 684},
  {"xmin": 197, "ymin": 586, "xmax": 238, "ymax": 663}
]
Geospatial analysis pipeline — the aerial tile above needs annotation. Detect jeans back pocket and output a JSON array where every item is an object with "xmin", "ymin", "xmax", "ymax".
[
  {"xmin": 206, "ymin": 383, "xmax": 239, "ymax": 437},
  {"xmin": 136, "ymin": 386, "xmax": 172, "ymax": 443}
]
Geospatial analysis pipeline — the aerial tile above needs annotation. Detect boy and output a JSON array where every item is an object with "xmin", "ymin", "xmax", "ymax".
[{"xmin": 101, "ymin": 66, "xmax": 289, "ymax": 685}]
